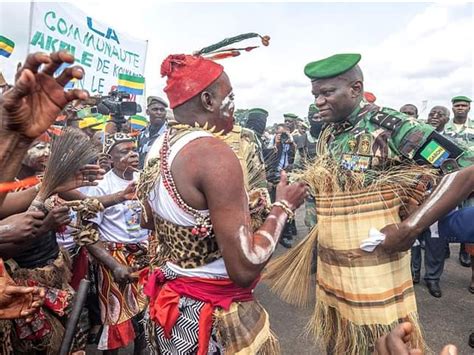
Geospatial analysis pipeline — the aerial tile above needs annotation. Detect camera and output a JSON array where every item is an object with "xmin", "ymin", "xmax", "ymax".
[
  {"xmin": 280, "ymin": 132, "xmax": 290, "ymax": 142},
  {"xmin": 97, "ymin": 90, "xmax": 140, "ymax": 130}
]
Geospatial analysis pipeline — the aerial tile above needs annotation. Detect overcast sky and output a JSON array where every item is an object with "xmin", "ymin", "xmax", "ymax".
[{"xmin": 1, "ymin": 1, "xmax": 473, "ymax": 124}]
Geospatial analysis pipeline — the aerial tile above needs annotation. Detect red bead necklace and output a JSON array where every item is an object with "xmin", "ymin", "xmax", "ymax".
[{"xmin": 160, "ymin": 130, "xmax": 213, "ymax": 238}]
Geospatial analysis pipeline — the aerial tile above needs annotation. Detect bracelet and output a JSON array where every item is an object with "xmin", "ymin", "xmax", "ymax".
[
  {"xmin": 272, "ymin": 200, "xmax": 294, "ymax": 220},
  {"xmin": 30, "ymin": 199, "xmax": 49, "ymax": 214},
  {"xmin": 34, "ymin": 183, "xmax": 41, "ymax": 193}
]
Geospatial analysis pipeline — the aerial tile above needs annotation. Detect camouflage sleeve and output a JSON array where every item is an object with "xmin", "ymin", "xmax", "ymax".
[
  {"xmin": 389, "ymin": 117, "xmax": 434, "ymax": 160},
  {"xmin": 390, "ymin": 115, "xmax": 473, "ymax": 171}
]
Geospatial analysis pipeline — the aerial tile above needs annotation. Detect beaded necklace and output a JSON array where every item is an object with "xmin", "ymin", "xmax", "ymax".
[{"xmin": 160, "ymin": 128, "xmax": 213, "ymax": 238}]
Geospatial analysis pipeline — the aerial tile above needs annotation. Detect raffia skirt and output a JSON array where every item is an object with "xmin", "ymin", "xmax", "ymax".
[
  {"xmin": 312, "ymin": 187, "xmax": 424, "ymax": 354},
  {"xmin": 265, "ymin": 187, "xmax": 426, "ymax": 355}
]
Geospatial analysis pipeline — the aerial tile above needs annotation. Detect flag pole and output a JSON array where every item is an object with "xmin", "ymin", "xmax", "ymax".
[{"xmin": 27, "ymin": 0, "xmax": 35, "ymax": 56}]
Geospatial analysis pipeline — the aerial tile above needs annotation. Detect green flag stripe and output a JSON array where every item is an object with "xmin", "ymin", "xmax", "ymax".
[
  {"xmin": 0, "ymin": 35, "xmax": 15, "ymax": 47},
  {"xmin": 118, "ymin": 73, "xmax": 145, "ymax": 84}
]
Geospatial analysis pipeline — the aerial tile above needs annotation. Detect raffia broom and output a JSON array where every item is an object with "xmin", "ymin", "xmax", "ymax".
[
  {"xmin": 30, "ymin": 127, "xmax": 97, "ymax": 210},
  {"xmin": 263, "ymin": 226, "xmax": 319, "ymax": 308}
]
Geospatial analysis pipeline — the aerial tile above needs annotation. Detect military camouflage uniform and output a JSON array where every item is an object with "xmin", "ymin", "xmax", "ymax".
[
  {"xmin": 444, "ymin": 118, "xmax": 474, "ymax": 150},
  {"xmin": 319, "ymin": 100, "xmax": 474, "ymax": 173}
]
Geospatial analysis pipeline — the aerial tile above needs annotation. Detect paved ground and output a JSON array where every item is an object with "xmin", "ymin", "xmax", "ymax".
[{"xmin": 88, "ymin": 212, "xmax": 473, "ymax": 354}]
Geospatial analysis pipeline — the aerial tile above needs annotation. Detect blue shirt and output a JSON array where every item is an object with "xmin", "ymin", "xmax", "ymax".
[{"xmin": 438, "ymin": 206, "xmax": 474, "ymax": 243}]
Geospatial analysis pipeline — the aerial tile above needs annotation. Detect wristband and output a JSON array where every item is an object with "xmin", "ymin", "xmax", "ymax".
[{"xmin": 272, "ymin": 200, "xmax": 294, "ymax": 220}]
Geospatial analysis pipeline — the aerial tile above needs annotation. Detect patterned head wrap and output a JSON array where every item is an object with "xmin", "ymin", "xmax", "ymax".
[{"xmin": 103, "ymin": 133, "xmax": 135, "ymax": 154}]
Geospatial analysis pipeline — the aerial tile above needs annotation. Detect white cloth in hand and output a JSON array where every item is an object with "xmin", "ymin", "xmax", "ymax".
[{"xmin": 360, "ymin": 228, "xmax": 386, "ymax": 252}]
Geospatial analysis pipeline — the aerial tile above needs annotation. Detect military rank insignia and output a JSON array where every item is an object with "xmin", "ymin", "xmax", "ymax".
[
  {"xmin": 341, "ymin": 154, "xmax": 372, "ymax": 172},
  {"xmin": 347, "ymin": 138, "xmax": 357, "ymax": 153},
  {"xmin": 357, "ymin": 134, "xmax": 372, "ymax": 155}
]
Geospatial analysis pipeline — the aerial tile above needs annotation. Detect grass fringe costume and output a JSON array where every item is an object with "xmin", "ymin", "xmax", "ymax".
[{"xmin": 264, "ymin": 155, "xmax": 436, "ymax": 354}]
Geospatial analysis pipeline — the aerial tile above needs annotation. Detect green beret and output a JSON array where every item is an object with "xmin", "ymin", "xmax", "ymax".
[
  {"xmin": 283, "ymin": 113, "xmax": 298, "ymax": 120},
  {"xmin": 451, "ymin": 95, "xmax": 472, "ymax": 103},
  {"xmin": 304, "ymin": 53, "xmax": 362, "ymax": 80},
  {"xmin": 308, "ymin": 103, "xmax": 319, "ymax": 115},
  {"xmin": 247, "ymin": 108, "xmax": 269, "ymax": 118}
]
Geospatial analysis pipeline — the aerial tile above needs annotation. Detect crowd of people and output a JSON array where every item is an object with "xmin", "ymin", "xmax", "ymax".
[{"xmin": 0, "ymin": 43, "xmax": 472, "ymax": 355}]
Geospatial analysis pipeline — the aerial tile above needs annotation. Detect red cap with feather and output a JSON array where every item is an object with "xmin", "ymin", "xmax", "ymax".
[
  {"xmin": 161, "ymin": 33, "xmax": 270, "ymax": 109},
  {"xmin": 161, "ymin": 55, "xmax": 223, "ymax": 109}
]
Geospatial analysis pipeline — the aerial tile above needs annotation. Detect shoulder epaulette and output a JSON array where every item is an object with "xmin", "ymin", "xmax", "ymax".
[{"xmin": 369, "ymin": 108, "xmax": 404, "ymax": 131}]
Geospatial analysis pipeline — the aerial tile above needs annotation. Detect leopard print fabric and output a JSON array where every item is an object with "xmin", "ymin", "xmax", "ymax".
[{"xmin": 152, "ymin": 214, "xmax": 222, "ymax": 269}]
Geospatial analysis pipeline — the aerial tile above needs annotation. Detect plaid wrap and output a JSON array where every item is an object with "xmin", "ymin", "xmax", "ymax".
[{"xmin": 313, "ymin": 187, "xmax": 423, "ymax": 354}]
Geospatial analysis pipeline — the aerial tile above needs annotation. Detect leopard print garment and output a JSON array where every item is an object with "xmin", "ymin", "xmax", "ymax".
[{"xmin": 151, "ymin": 213, "xmax": 222, "ymax": 269}]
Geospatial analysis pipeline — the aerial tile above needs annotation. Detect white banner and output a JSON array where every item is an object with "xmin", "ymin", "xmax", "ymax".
[{"xmin": 28, "ymin": 2, "xmax": 148, "ymax": 96}]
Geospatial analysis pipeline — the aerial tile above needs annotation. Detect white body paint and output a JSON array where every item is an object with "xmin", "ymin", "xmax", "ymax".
[
  {"xmin": 0, "ymin": 224, "xmax": 13, "ymax": 233},
  {"xmin": 267, "ymin": 213, "xmax": 286, "ymax": 233},
  {"xmin": 238, "ymin": 225, "xmax": 275, "ymax": 265},
  {"xmin": 408, "ymin": 172, "xmax": 457, "ymax": 227},
  {"xmin": 237, "ymin": 211, "xmax": 287, "ymax": 265}
]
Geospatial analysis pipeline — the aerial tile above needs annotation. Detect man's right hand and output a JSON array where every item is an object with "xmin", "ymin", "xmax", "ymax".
[
  {"xmin": 112, "ymin": 264, "xmax": 138, "ymax": 285},
  {"xmin": 36, "ymin": 206, "xmax": 71, "ymax": 235},
  {"xmin": 275, "ymin": 170, "xmax": 308, "ymax": 211},
  {"xmin": 1, "ymin": 51, "xmax": 88, "ymax": 139},
  {"xmin": 0, "ymin": 210, "xmax": 45, "ymax": 244}
]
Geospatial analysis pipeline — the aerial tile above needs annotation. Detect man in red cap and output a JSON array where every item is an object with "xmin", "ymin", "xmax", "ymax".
[{"xmin": 138, "ymin": 54, "xmax": 307, "ymax": 354}]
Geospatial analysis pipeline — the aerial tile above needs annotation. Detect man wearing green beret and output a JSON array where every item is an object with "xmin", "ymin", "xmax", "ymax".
[
  {"xmin": 445, "ymin": 96, "xmax": 473, "ymax": 149},
  {"xmin": 444, "ymin": 96, "xmax": 474, "ymax": 269},
  {"xmin": 283, "ymin": 113, "xmax": 298, "ymax": 134},
  {"xmin": 298, "ymin": 53, "xmax": 474, "ymax": 353}
]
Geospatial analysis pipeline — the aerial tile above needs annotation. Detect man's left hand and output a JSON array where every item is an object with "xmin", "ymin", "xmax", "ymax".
[{"xmin": 1, "ymin": 51, "xmax": 88, "ymax": 139}]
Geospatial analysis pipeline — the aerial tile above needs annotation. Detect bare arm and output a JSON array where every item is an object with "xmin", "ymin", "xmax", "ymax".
[
  {"xmin": 175, "ymin": 138, "xmax": 306, "ymax": 287},
  {"xmin": 0, "ymin": 133, "xmax": 34, "ymax": 206},
  {"xmin": 0, "ymin": 51, "xmax": 87, "ymax": 205},
  {"xmin": 86, "ymin": 240, "xmax": 124, "ymax": 271},
  {"xmin": 0, "ymin": 187, "xmax": 38, "ymax": 218},
  {"xmin": 86, "ymin": 239, "xmax": 137, "ymax": 284},
  {"xmin": 60, "ymin": 181, "xmax": 135, "ymax": 209},
  {"xmin": 381, "ymin": 165, "xmax": 474, "ymax": 253}
]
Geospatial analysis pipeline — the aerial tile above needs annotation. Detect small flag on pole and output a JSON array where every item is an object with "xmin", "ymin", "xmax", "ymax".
[
  {"xmin": 118, "ymin": 74, "xmax": 145, "ymax": 95},
  {"xmin": 0, "ymin": 35, "xmax": 15, "ymax": 58},
  {"xmin": 130, "ymin": 115, "xmax": 148, "ymax": 131}
]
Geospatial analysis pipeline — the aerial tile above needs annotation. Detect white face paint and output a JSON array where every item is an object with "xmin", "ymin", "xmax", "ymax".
[
  {"xmin": 219, "ymin": 91, "xmax": 235, "ymax": 119},
  {"xmin": 407, "ymin": 172, "xmax": 457, "ymax": 227},
  {"xmin": 238, "ymin": 225, "xmax": 276, "ymax": 265}
]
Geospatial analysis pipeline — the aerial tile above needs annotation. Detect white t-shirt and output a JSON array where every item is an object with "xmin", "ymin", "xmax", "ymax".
[{"xmin": 88, "ymin": 170, "xmax": 149, "ymax": 244}]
